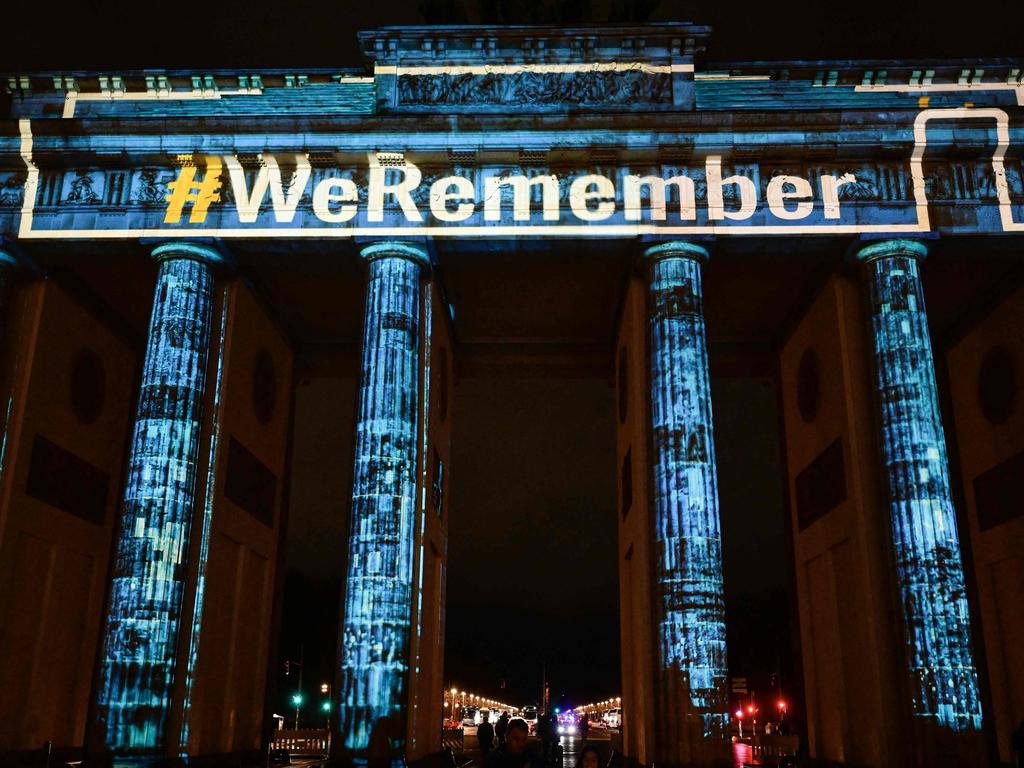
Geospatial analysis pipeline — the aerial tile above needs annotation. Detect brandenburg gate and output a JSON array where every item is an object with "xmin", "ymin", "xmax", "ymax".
[{"xmin": 0, "ymin": 22, "xmax": 1021, "ymax": 768}]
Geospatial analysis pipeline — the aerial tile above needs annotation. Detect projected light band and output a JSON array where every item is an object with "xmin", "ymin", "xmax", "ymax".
[
  {"xmin": 338, "ymin": 242, "xmax": 429, "ymax": 755},
  {"xmin": 410, "ymin": 282, "xmax": 432, "ymax": 751},
  {"xmin": 856, "ymin": 239, "xmax": 982, "ymax": 731},
  {"xmin": 96, "ymin": 243, "xmax": 223, "ymax": 749},
  {"xmin": 644, "ymin": 242, "xmax": 729, "ymax": 738},
  {"xmin": 180, "ymin": 283, "xmax": 231, "ymax": 750}
]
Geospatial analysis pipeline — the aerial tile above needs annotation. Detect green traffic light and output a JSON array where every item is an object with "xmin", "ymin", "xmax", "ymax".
[
  {"xmin": 292, "ymin": 694, "xmax": 304, "ymax": 706},
  {"xmin": 322, "ymin": 701, "xmax": 331, "ymax": 712}
]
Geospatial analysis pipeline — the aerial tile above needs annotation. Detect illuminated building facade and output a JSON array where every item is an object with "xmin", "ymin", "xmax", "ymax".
[{"xmin": 0, "ymin": 21, "xmax": 1021, "ymax": 768}]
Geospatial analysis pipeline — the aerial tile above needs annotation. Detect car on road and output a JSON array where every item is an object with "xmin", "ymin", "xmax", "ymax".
[
  {"xmin": 556, "ymin": 713, "xmax": 579, "ymax": 737},
  {"xmin": 521, "ymin": 706, "xmax": 538, "ymax": 733},
  {"xmin": 603, "ymin": 708, "xmax": 621, "ymax": 729}
]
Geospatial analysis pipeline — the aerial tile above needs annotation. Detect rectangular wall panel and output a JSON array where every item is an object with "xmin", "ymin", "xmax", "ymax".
[
  {"xmin": 0, "ymin": 279, "xmax": 136, "ymax": 751},
  {"xmin": 805, "ymin": 551, "xmax": 845, "ymax": 763},
  {"xmin": 179, "ymin": 280, "xmax": 293, "ymax": 756},
  {"xmin": 945, "ymin": 282, "xmax": 1024, "ymax": 764},
  {"xmin": 779, "ymin": 275, "xmax": 904, "ymax": 767},
  {"xmin": 406, "ymin": 279, "xmax": 453, "ymax": 761},
  {"xmin": 615, "ymin": 277, "xmax": 655, "ymax": 764}
]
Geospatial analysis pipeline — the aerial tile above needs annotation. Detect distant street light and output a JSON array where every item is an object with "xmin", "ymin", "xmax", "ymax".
[{"xmin": 735, "ymin": 709, "xmax": 744, "ymax": 739}]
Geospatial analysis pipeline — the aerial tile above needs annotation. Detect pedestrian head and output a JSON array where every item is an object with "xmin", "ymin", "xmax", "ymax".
[
  {"xmin": 577, "ymin": 745, "xmax": 601, "ymax": 768},
  {"xmin": 505, "ymin": 718, "xmax": 530, "ymax": 755}
]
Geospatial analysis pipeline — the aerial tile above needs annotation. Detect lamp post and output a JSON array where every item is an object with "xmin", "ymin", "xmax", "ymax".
[
  {"xmin": 292, "ymin": 693, "xmax": 304, "ymax": 731},
  {"xmin": 735, "ymin": 709, "xmax": 744, "ymax": 739},
  {"xmin": 776, "ymin": 699, "xmax": 787, "ymax": 730}
]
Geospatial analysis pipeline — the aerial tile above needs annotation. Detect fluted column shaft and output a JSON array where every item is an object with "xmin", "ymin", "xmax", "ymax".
[
  {"xmin": 856, "ymin": 239, "xmax": 982, "ymax": 731},
  {"xmin": 95, "ymin": 242, "xmax": 226, "ymax": 751},
  {"xmin": 643, "ymin": 242, "xmax": 729, "ymax": 752},
  {"xmin": 338, "ymin": 242, "xmax": 429, "ymax": 758}
]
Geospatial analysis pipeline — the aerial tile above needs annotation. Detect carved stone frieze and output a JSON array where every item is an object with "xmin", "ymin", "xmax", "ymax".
[
  {"xmin": 0, "ymin": 173, "xmax": 26, "ymax": 206},
  {"xmin": 133, "ymin": 169, "xmax": 173, "ymax": 206},
  {"xmin": 66, "ymin": 171, "xmax": 101, "ymax": 204},
  {"xmin": 9, "ymin": 157, "xmax": 1021, "ymax": 214},
  {"xmin": 397, "ymin": 69, "xmax": 672, "ymax": 107}
]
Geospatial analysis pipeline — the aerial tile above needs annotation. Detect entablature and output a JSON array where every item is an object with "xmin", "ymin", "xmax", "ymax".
[{"xmin": 2, "ymin": 23, "xmax": 1020, "ymax": 118}]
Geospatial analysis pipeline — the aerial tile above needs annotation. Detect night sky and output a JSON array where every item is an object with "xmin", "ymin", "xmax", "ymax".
[
  {"xmin": 4, "ymin": 0, "xmax": 1020, "ymax": 725},
  {"xmin": 4, "ymin": 0, "xmax": 1023, "ymax": 71}
]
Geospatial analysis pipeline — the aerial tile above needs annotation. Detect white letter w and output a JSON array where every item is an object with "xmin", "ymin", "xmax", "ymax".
[{"xmin": 226, "ymin": 153, "xmax": 311, "ymax": 223}]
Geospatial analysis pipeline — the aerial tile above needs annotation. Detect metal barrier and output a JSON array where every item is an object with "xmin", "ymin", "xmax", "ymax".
[
  {"xmin": 271, "ymin": 729, "xmax": 330, "ymax": 755},
  {"xmin": 442, "ymin": 727, "xmax": 465, "ymax": 751},
  {"xmin": 751, "ymin": 734, "xmax": 800, "ymax": 762}
]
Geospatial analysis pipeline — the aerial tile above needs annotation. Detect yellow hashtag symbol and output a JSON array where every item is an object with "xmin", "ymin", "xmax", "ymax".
[{"xmin": 164, "ymin": 155, "xmax": 223, "ymax": 224}]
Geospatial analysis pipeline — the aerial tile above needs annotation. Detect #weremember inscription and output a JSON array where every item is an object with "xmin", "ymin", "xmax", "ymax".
[
  {"xmin": 15, "ymin": 108, "xmax": 1024, "ymax": 238},
  {"xmin": 169, "ymin": 154, "xmax": 856, "ymax": 226}
]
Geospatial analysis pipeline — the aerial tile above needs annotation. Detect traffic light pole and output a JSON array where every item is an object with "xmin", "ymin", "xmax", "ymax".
[{"xmin": 285, "ymin": 644, "xmax": 305, "ymax": 730}]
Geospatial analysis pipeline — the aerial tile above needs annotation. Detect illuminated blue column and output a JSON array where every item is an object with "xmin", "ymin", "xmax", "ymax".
[
  {"xmin": 855, "ymin": 240, "xmax": 982, "ymax": 732},
  {"xmin": 95, "ymin": 242, "xmax": 228, "ymax": 752},
  {"xmin": 642, "ymin": 242, "xmax": 729, "ymax": 750},
  {"xmin": 338, "ymin": 241, "xmax": 430, "ymax": 760}
]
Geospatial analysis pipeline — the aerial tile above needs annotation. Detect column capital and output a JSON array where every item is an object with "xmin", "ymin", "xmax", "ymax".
[
  {"xmin": 0, "ymin": 241, "xmax": 41, "ymax": 276},
  {"xmin": 853, "ymin": 238, "xmax": 929, "ymax": 265},
  {"xmin": 0, "ymin": 251, "xmax": 21, "ymax": 272},
  {"xmin": 151, "ymin": 241, "xmax": 232, "ymax": 270},
  {"xmin": 359, "ymin": 240, "xmax": 431, "ymax": 270},
  {"xmin": 641, "ymin": 240, "xmax": 710, "ymax": 265}
]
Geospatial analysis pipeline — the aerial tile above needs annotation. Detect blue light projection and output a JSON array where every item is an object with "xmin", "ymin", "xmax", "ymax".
[
  {"xmin": 95, "ymin": 243, "xmax": 225, "ymax": 750},
  {"xmin": 856, "ymin": 239, "xmax": 982, "ymax": 731},
  {"xmin": 338, "ymin": 242, "xmax": 430, "ymax": 757},
  {"xmin": 642, "ymin": 242, "xmax": 729, "ymax": 741},
  {"xmin": 180, "ymin": 283, "xmax": 231, "ymax": 751},
  {"xmin": 410, "ymin": 284, "xmax": 432, "ymax": 752}
]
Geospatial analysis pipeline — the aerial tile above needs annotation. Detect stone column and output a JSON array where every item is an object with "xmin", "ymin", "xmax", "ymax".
[
  {"xmin": 854, "ymin": 239, "xmax": 982, "ymax": 734},
  {"xmin": 338, "ymin": 241, "xmax": 430, "ymax": 761},
  {"xmin": 95, "ymin": 242, "xmax": 228, "ymax": 752},
  {"xmin": 641, "ymin": 242, "xmax": 729, "ymax": 761}
]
